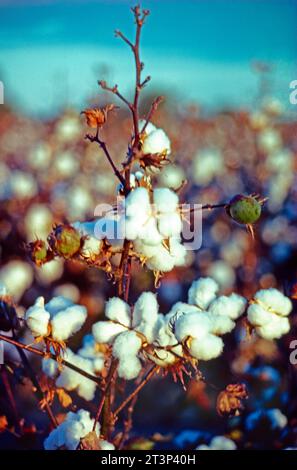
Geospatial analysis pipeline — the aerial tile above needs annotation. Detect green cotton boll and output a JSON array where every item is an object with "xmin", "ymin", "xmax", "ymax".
[
  {"xmin": 227, "ymin": 195, "xmax": 262, "ymax": 225},
  {"xmin": 53, "ymin": 225, "xmax": 81, "ymax": 259}
]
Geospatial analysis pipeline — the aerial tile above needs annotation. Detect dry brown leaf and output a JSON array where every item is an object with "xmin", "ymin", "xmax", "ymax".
[
  {"xmin": 216, "ymin": 383, "xmax": 248, "ymax": 417},
  {"xmin": 80, "ymin": 431, "xmax": 102, "ymax": 450}
]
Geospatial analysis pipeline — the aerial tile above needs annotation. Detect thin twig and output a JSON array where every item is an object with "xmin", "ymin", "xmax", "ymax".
[
  {"xmin": 85, "ymin": 130, "xmax": 125, "ymax": 185},
  {"xmin": 93, "ymin": 359, "xmax": 118, "ymax": 431},
  {"xmin": 114, "ymin": 365, "xmax": 158, "ymax": 418},
  {"xmin": 0, "ymin": 334, "xmax": 101, "ymax": 385}
]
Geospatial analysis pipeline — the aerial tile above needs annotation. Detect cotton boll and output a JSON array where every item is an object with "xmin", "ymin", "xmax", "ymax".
[
  {"xmin": 153, "ymin": 188, "xmax": 178, "ymax": 213},
  {"xmin": 134, "ymin": 239, "xmax": 160, "ymax": 258},
  {"xmin": 139, "ymin": 119, "xmax": 157, "ymax": 135},
  {"xmin": 99, "ymin": 440, "xmax": 115, "ymax": 450},
  {"xmin": 105, "ymin": 297, "xmax": 131, "ymax": 327},
  {"xmin": 158, "ymin": 212, "xmax": 182, "ymax": 238},
  {"xmin": 188, "ymin": 277, "xmax": 219, "ymax": 309},
  {"xmin": 24, "ymin": 203, "xmax": 53, "ymax": 241},
  {"xmin": 81, "ymin": 236, "xmax": 102, "ymax": 257},
  {"xmin": 56, "ymin": 350, "xmax": 96, "ymax": 401},
  {"xmin": 208, "ymin": 294, "xmax": 246, "ymax": 320},
  {"xmin": 192, "ymin": 148, "xmax": 223, "ymax": 185},
  {"xmin": 268, "ymin": 409, "xmax": 288, "ymax": 429},
  {"xmin": 10, "ymin": 171, "xmax": 38, "ymax": 199},
  {"xmin": 169, "ymin": 238, "xmax": 187, "ymax": 267},
  {"xmin": 45, "ymin": 296, "xmax": 74, "ymax": 316},
  {"xmin": 166, "ymin": 302, "xmax": 199, "ymax": 321},
  {"xmin": 175, "ymin": 312, "xmax": 211, "ymax": 342},
  {"xmin": 25, "ymin": 297, "xmax": 50, "ymax": 337},
  {"xmin": 247, "ymin": 303, "xmax": 272, "ymax": 326},
  {"xmin": 210, "ymin": 436, "xmax": 237, "ymax": 450},
  {"xmin": 36, "ymin": 258, "xmax": 64, "ymax": 285},
  {"xmin": 51, "ymin": 305, "xmax": 87, "ymax": 341},
  {"xmin": 53, "ymin": 284, "xmax": 80, "ymax": 303},
  {"xmin": 125, "ymin": 187, "xmax": 150, "ymax": 218},
  {"xmin": 54, "ymin": 151, "xmax": 79, "ymax": 177},
  {"xmin": 92, "ymin": 321, "xmax": 127, "ymax": 344},
  {"xmin": 145, "ymin": 246, "xmax": 175, "ymax": 272},
  {"xmin": 132, "ymin": 292, "xmax": 159, "ymax": 327},
  {"xmin": 112, "ymin": 331, "xmax": 142, "ymax": 361},
  {"xmin": 254, "ymin": 288, "xmax": 292, "ymax": 316},
  {"xmin": 158, "ymin": 165, "xmax": 185, "ymax": 190},
  {"xmin": 207, "ymin": 260, "xmax": 235, "ymax": 290},
  {"xmin": 209, "ymin": 314, "xmax": 235, "ymax": 335},
  {"xmin": 42, "ymin": 357, "xmax": 58, "ymax": 379},
  {"xmin": 139, "ymin": 216, "xmax": 163, "ymax": 245},
  {"xmin": 0, "ymin": 260, "xmax": 33, "ymax": 302},
  {"xmin": 78, "ymin": 334, "xmax": 105, "ymax": 373},
  {"xmin": 255, "ymin": 316, "xmax": 290, "ymax": 340},
  {"xmin": 117, "ymin": 355, "xmax": 142, "ymax": 380},
  {"xmin": 189, "ymin": 334, "xmax": 224, "ymax": 360},
  {"xmin": 142, "ymin": 129, "xmax": 171, "ymax": 155},
  {"xmin": 258, "ymin": 128, "xmax": 282, "ymax": 153}
]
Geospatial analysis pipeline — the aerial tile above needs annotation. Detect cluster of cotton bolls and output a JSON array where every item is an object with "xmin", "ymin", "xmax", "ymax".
[
  {"xmin": 91, "ymin": 278, "xmax": 247, "ymax": 379},
  {"xmin": 196, "ymin": 435, "xmax": 237, "ymax": 450},
  {"xmin": 25, "ymin": 296, "xmax": 87, "ymax": 341},
  {"xmin": 42, "ymin": 338, "xmax": 105, "ymax": 400},
  {"xmin": 44, "ymin": 409, "xmax": 114, "ymax": 450},
  {"xmin": 124, "ymin": 187, "xmax": 186, "ymax": 272},
  {"xmin": 247, "ymin": 288, "xmax": 292, "ymax": 340}
]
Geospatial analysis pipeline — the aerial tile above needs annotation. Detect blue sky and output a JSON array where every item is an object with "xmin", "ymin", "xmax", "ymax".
[{"xmin": 0, "ymin": 0, "xmax": 296, "ymax": 116}]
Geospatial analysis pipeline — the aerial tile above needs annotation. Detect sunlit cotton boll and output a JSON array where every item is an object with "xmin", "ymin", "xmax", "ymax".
[
  {"xmin": 117, "ymin": 355, "xmax": 142, "ymax": 380},
  {"xmin": 44, "ymin": 409, "xmax": 100, "ymax": 450},
  {"xmin": 10, "ymin": 171, "xmax": 38, "ymax": 199},
  {"xmin": 189, "ymin": 334, "xmax": 224, "ymax": 361},
  {"xmin": 105, "ymin": 297, "xmax": 131, "ymax": 326},
  {"xmin": 24, "ymin": 203, "xmax": 53, "ymax": 241},
  {"xmin": 188, "ymin": 277, "xmax": 219, "ymax": 310},
  {"xmin": 25, "ymin": 297, "xmax": 50, "ymax": 337},
  {"xmin": 112, "ymin": 330, "xmax": 142, "ymax": 360},
  {"xmin": 142, "ymin": 128, "xmax": 171, "ymax": 155},
  {"xmin": 0, "ymin": 260, "xmax": 34, "ymax": 302},
  {"xmin": 192, "ymin": 148, "xmax": 223, "ymax": 185}
]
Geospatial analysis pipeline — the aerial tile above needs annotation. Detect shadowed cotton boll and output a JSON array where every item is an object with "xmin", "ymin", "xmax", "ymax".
[
  {"xmin": 44, "ymin": 409, "xmax": 103, "ymax": 450},
  {"xmin": 197, "ymin": 436, "xmax": 237, "ymax": 450}
]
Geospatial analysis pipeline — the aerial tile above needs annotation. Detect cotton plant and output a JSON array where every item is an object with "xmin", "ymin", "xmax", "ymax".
[{"xmin": 1, "ymin": 4, "xmax": 294, "ymax": 453}]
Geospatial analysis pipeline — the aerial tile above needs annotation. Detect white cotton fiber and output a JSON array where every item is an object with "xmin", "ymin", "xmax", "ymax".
[
  {"xmin": 153, "ymin": 188, "xmax": 178, "ymax": 213},
  {"xmin": 117, "ymin": 355, "xmax": 142, "ymax": 380},
  {"xmin": 139, "ymin": 216, "xmax": 163, "ymax": 246},
  {"xmin": 112, "ymin": 330, "xmax": 142, "ymax": 359},
  {"xmin": 45, "ymin": 296, "xmax": 74, "ymax": 316},
  {"xmin": 139, "ymin": 119, "xmax": 157, "ymax": 135},
  {"xmin": 42, "ymin": 357, "xmax": 58, "ymax": 378},
  {"xmin": 51, "ymin": 305, "xmax": 87, "ymax": 341},
  {"xmin": 247, "ymin": 303, "xmax": 272, "ymax": 327},
  {"xmin": 188, "ymin": 277, "xmax": 219, "ymax": 309},
  {"xmin": 25, "ymin": 297, "xmax": 50, "ymax": 337},
  {"xmin": 105, "ymin": 297, "xmax": 131, "ymax": 327},
  {"xmin": 208, "ymin": 294, "xmax": 246, "ymax": 320},
  {"xmin": 157, "ymin": 212, "xmax": 182, "ymax": 238},
  {"xmin": 208, "ymin": 314, "xmax": 235, "ymax": 335},
  {"xmin": 174, "ymin": 311, "xmax": 211, "ymax": 342},
  {"xmin": 189, "ymin": 334, "xmax": 224, "ymax": 361},
  {"xmin": 92, "ymin": 320, "xmax": 127, "ymax": 344},
  {"xmin": 132, "ymin": 292, "xmax": 159, "ymax": 327},
  {"xmin": 255, "ymin": 316, "xmax": 290, "ymax": 340},
  {"xmin": 142, "ymin": 129, "xmax": 171, "ymax": 155},
  {"xmin": 125, "ymin": 187, "xmax": 150, "ymax": 218},
  {"xmin": 254, "ymin": 288, "xmax": 292, "ymax": 316},
  {"xmin": 99, "ymin": 440, "xmax": 115, "ymax": 450}
]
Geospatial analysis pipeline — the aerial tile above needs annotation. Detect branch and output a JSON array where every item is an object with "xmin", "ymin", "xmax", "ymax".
[
  {"xmin": 114, "ymin": 365, "xmax": 158, "ymax": 418},
  {"xmin": 0, "ymin": 334, "xmax": 102, "ymax": 385},
  {"xmin": 93, "ymin": 359, "xmax": 118, "ymax": 431},
  {"xmin": 85, "ymin": 130, "xmax": 125, "ymax": 186},
  {"xmin": 140, "ymin": 96, "xmax": 164, "ymax": 134},
  {"xmin": 98, "ymin": 80, "xmax": 132, "ymax": 110}
]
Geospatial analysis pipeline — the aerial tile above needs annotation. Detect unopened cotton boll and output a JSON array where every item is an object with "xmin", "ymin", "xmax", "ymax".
[
  {"xmin": 112, "ymin": 330, "xmax": 142, "ymax": 359},
  {"xmin": 188, "ymin": 277, "xmax": 219, "ymax": 309},
  {"xmin": 189, "ymin": 334, "xmax": 224, "ymax": 361},
  {"xmin": 92, "ymin": 321, "xmax": 127, "ymax": 344},
  {"xmin": 105, "ymin": 297, "xmax": 131, "ymax": 327},
  {"xmin": 117, "ymin": 355, "xmax": 142, "ymax": 380},
  {"xmin": 25, "ymin": 297, "xmax": 50, "ymax": 337},
  {"xmin": 174, "ymin": 312, "xmax": 211, "ymax": 342},
  {"xmin": 50, "ymin": 304, "xmax": 87, "ymax": 342},
  {"xmin": 142, "ymin": 128, "xmax": 171, "ymax": 155}
]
